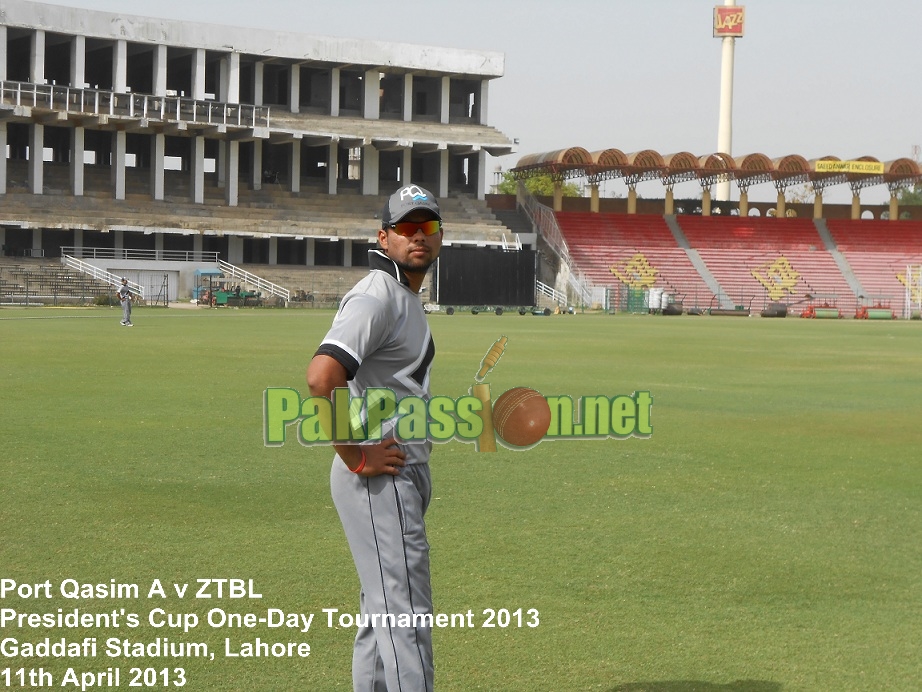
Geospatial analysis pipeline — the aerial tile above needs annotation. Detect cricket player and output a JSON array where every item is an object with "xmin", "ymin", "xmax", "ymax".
[
  {"xmin": 307, "ymin": 184, "xmax": 443, "ymax": 691},
  {"xmin": 117, "ymin": 278, "xmax": 133, "ymax": 326}
]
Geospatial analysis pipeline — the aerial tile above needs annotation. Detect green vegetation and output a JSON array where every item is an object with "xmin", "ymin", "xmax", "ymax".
[
  {"xmin": 2, "ymin": 307, "xmax": 920, "ymax": 690},
  {"xmin": 494, "ymin": 171, "xmax": 582, "ymax": 197}
]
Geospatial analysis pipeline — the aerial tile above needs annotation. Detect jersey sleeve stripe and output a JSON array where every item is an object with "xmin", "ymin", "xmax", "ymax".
[{"xmin": 315, "ymin": 342, "xmax": 361, "ymax": 380}]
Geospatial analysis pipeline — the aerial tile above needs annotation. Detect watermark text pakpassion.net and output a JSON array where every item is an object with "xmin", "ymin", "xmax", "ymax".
[
  {"xmin": 264, "ymin": 337, "xmax": 652, "ymax": 451},
  {"xmin": 264, "ymin": 387, "xmax": 652, "ymax": 449}
]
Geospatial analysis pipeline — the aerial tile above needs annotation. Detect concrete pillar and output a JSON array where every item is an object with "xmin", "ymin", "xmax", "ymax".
[
  {"xmin": 438, "ymin": 148, "xmax": 449, "ymax": 199},
  {"xmin": 403, "ymin": 74, "xmax": 413, "ymax": 122},
  {"xmin": 343, "ymin": 239, "xmax": 353, "ymax": 267},
  {"xmin": 253, "ymin": 62, "xmax": 264, "ymax": 106},
  {"xmin": 193, "ymin": 233, "xmax": 203, "ymax": 259},
  {"xmin": 627, "ymin": 187, "xmax": 637, "ymax": 214},
  {"xmin": 740, "ymin": 190, "xmax": 749, "ymax": 217},
  {"xmin": 702, "ymin": 187, "xmax": 712, "ymax": 217},
  {"xmin": 0, "ymin": 229, "xmax": 5, "ymax": 254},
  {"xmin": 112, "ymin": 131, "xmax": 126, "ymax": 200},
  {"xmin": 251, "ymin": 140, "xmax": 263, "ymax": 191},
  {"xmin": 191, "ymin": 136, "xmax": 205, "ymax": 204},
  {"xmin": 474, "ymin": 150, "xmax": 487, "ymax": 200},
  {"xmin": 153, "ymin": 45, "xmax": 167, "ymax": 96},
  {"xmin": 32, "ymin": 228, "xmax": 42, "ymax": 256},
  {"xmin": 227, "ymin": 236, "xmax": 243, "ymax": 265},
  {"xmin": 330, "ymin": 68, "xmax": 340, "ymax": 117},
  {"xmin": 192, "ymin": 49, "xmax": 206, "ymax": 100},
  {"xmin": 225, "ymin": 52, "xmax": 240, "ymax": 103},
  {"xmin": 289, "ymin": 140, "xmax": 301, "ymax": 193},
  {"xmin": 0, "ymin": 123, "xmax": 7, "ymax": 194},
  {"xmin": 478, "ymin": 80, "xmax": 489, "ymax": 125},
  {"xmin": 327, "ymin": 142, "xmax": 338, "ymax": 194},
  {"xmin": 225, "ymin": 140, "xmax": 239, "ymax": 206},
  {"xmin": 590, "ymin": 183, "xmax": 600, "ymax": 213},
  {"xmin": 305, "ymin": 238, "xmax": 315, "ymax": 266},
  {"xmin": 151, "ymin": 133, "xmax": 165, "ymax": 200},
  {"xmin": 71, "ymin": 126, "xmax": 85, "ymax": 196},
  {"xmin": 664, "ymin": 188, "xmax": 674, "ymax": 215},
  {"xmin": 776, "ymin": 191, "xmax": 787, "ymax": 218},
  {"xmin": 553, "ymin": 181, "xmax": 563, "ymax": 212},
  {"xmin": 113, "ymin": 40, "xmax": 127, "ymax": 92},
  {"xmin": 114, "ymin": 230, "xmax": 124, "ymax": 252},
  {"xmin": 364, "ymin": 68, "xmax": 380, "ymax": 120},
  {"xmin": 0, "ymin": 27, "xmax": 7, "ymax": 81},
  {"xmin": 268, "ymin": 236, "xmax": 277, "ymax": 265},
  {"xmin": 813, "ymin": 191, "xmax": 823, "ymax": 219},
  {"xmin": 31, "ymin": 30, "xmax": 45, "ymax": 83},
  {"xmin": 70, "ymin": 35, "xmax": 85, "ymax": 87},
  {"xmin": 217, "ymin": 142, "xmax": 226, "ymax": 187},
  {"xmin": 851, "ymin": 193, "xmax": 860, "ymax": 220},
  {"xmin": 440, "ymin": 76, "xmax": 450, "ymax": 125},
  {"xmin": 73, "ymin": 229, "xmax": 82, "ymax": 253},
  {"xmin": 361, "ymin": 144, "xmax": 379, "ymax": 196},
  {"xmin": 29, "ymin": 124, "xmax": 43, "ymax": 194},
  {"xmin": 154, "ymin": 232, "xmax": 164, "ymax": 260},
  {"xmin": 290, "ymin": 64, "xmax": 300, "ymax": 113},
  {"xmin": 401, "ymin": 148, "xmax": 412, "ymax": 184},
  {"xmin": 889, "ymin": 194, "xmax": 899, "ymax": 221}
]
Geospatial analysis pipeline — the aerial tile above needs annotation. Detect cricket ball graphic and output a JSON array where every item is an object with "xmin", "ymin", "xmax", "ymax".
[{"xmin": 492, "ymin": 387, "xmax": 551, "ymax": 448}]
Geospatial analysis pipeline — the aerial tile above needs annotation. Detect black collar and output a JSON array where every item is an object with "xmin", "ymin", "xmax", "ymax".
[{"xmin": 368, "ymin": 249, "xmax": 411, "ymax": 288}]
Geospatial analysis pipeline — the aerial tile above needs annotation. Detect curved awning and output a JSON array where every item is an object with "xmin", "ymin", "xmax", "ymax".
[{"xmin": 511, "ymin": 146, "xmax": 910, "ymax": 196}]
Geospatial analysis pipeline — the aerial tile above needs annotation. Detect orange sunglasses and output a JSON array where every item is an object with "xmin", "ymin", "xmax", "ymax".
[{"xmin": 386, "ymin": 219, "xmax": 442, "ymax": 237}]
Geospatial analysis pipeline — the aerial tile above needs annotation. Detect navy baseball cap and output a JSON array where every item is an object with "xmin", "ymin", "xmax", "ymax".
[{"xmin": 381, "ymin": 184, "xmax": 441, "ymax": 228}]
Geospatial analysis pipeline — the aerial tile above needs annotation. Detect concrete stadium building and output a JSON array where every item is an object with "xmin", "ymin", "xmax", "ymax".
[{"xmin": 0, "ymin": 0, "xmax": 518, "ymax": 300}]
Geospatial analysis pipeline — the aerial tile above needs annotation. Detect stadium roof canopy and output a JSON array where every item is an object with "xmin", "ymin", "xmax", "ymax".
[{"xmin": 511, "ymin": 147, "xmax": 922, "ymax": 195}]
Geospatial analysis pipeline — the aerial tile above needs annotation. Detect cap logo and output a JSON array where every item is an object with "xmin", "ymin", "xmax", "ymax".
[{"xmin": 400, "ymin": 185, "xmax": 428, "ymax": 202}]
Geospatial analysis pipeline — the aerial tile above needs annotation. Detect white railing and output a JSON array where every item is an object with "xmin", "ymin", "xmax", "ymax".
[
  {"xmin": 61, "ymin": 254, "xmax": 145, "ymax": 299},
  {"xmin": 1, "ymin": 80, "xmax": 270, "ymax": 130},
  {"xmin": 517, "ymin": 185, "xmax": 596, "ymax": 306},
  {"xmin": 536, "ymin": 280, "xmax": 566, "ymax": 306},
  {"xmin": 218, "ymin": 260, "xmax": 290, "ymax": 302},
  {"xmin": 501, "ymin": 233, "xmax": 522, "ymax": 251},
  {"xmin": 61, "ymin": 247, "xmax": 220, "ymax": 263}
]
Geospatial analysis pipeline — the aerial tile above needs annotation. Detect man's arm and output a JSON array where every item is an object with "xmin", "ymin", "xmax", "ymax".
[{"xmin": 306, "ymin": 354, "xmax": 405, "ymax": 476}]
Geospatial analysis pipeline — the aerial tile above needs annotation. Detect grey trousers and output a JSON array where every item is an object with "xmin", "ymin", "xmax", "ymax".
[
  {"xmin": 330, "ymin": 458, "xmax": 433, "ymax": 692},
  {"xmin": 121, "ymin": 299, "xmax": 131, "ymax": 323}
]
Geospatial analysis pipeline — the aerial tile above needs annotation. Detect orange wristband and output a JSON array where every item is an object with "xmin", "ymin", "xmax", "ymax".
[{"xmin": 350, "ymin": 449, "xmax": 367, "ymax": 474}]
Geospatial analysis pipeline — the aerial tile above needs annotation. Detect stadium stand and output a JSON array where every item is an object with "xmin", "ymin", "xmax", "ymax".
[
  {"xmin": 676, "ymin": 216, "xmax": 855, "ymax": 314},
  {"xmin": 555, "ymin": 212, "xmax": 715, "ymax": 308},
  {"xmin": 825, "ymin": 219, "xmax": 922, "ymax": 310}
]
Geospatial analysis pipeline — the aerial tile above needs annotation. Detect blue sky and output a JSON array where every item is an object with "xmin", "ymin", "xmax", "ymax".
[{"xmin": 43, "ymin": 0, "xmax": 922, "ymax": 204}]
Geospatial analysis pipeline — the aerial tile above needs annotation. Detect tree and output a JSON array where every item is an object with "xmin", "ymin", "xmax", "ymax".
[
  {"xmin": 896, "ymin": 182, "xmax": 922, "ymax": 206},
  {"xmin": 494, "ymin": 171, "xmax": 582, "ymax": 197},
  {"xmin": 785, "ymin": 183, "xmax": 816, "ymax": 204}
]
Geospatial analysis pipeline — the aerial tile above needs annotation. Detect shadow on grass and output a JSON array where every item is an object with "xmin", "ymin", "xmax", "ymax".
[{"xmin": 611, "ymin": 682, "xmax": 781, "ymax": 692}]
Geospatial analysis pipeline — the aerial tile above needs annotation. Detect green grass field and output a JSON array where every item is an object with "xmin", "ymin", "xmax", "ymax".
[{"xmin": 2, "ymin": 306, "xmax": 921, "ymax": 691}]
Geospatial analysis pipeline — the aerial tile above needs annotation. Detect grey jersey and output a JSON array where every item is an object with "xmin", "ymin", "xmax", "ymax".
[
  {"xmin": 117, "ymin": 284, "xmax": 131, "ymax": 301},
  {"xmin": 315, "ymin": 249, "xmax": 435, "ymax": 464}
]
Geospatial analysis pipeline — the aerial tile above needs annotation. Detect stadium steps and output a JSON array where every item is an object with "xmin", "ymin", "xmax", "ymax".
[
  {"xmin": 812, "ymin": 218, "xmax": 866, "ymax": 298},
  {"xmin": 0, "ymin": 257, "xmax": 110, "ymax": 303},
  {"xmin": 825, "ymin": 219, "xmax": 922, "ymax": 311},
  {"xmin": 5, "ymin": 160, "xmax": 508, "ymax": 245},
  {"xmin": 555, "ymin": 212, "xmax": 717, "ymax": 306}
]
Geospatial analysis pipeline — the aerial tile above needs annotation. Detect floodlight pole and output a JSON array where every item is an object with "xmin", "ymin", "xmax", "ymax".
[{"xmin": 715, "ymin": 0, "xmax": 741, "ymax": 202}]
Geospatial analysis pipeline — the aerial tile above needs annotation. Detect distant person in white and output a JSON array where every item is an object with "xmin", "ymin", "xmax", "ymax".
[{"xmin": 117, "ymin": 278, "xmax": 133, "ymax": 326}]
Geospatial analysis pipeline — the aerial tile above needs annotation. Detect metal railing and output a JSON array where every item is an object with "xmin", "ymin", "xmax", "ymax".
[
  {"xmin": 61, "ymin": 247, "xmax": 220, "ymax": 263},
  {"xmin": 61, "ymin": 254, "xmax": 145, "ymax": 299},
  {"xmin": 218, "ymin": 260, "xmax": 290, "ymax": 302},
  {"xmin": 517, "ymin": 185, "xmax": 595, "ymax": 306},
  {"xmin": 536, "ymin": 280, "xmax": 566, "ymax": 306},
  {"xmin": 1, "ymin": 80, "xmax": 270, "ymax": 130}
]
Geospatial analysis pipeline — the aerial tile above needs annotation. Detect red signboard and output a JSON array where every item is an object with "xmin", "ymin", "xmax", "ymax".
[{"xmin": 713, "ymin": 6, "xmax": 745, "ymax": 37}]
